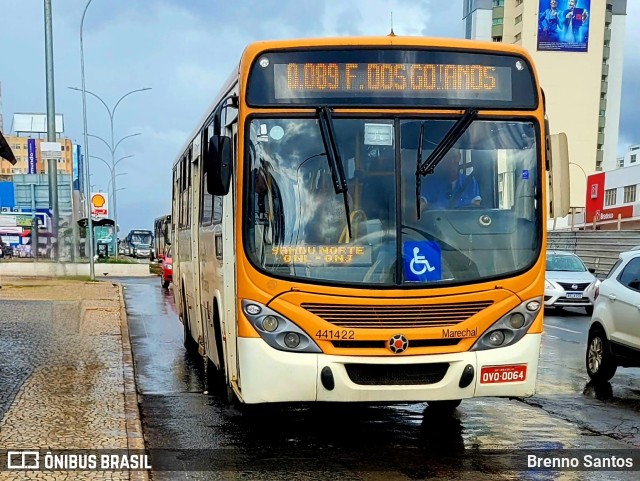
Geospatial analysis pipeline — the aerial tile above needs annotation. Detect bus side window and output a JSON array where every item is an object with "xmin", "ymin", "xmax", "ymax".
[
  {"xmin": 179, "ymin": 156, "xmax": 187, "ymax": 227},
  {"xmin": 200, "ymin": 127, "xmax": 213, "ymax": 226},
  {"xmin": 186, "ymin": 148, "xmax": 192, "ymax": 227},
  {"xmin": 212, "ymin": 196, "xmax": 223, "ymax": 224},
  {"xmin": 201, "ymin": 173, "xmax": 213, "ymax": 226}
]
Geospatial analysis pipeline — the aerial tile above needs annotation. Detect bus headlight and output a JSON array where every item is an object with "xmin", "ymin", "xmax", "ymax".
[
  {"xmin": 508, "ymin": 312, "xmax": 525, "ymax": 329},
  {"xmin": 471, "ymin": 297, "xmax": 542, "ymax": 351},
  {"xmin": 284, "ymin": 332, "xmax": 300, "ymax": 348},
  {"xmin": 241, "ymin": 300, "xmax": 321, "ymax": 353},
  {"xmin": 262, "ymin": 315, "xmax": 279, "ymax": 332},
  {"xmin": 488, "ymin": 330, "xmax": 506, "ymax": 346}
]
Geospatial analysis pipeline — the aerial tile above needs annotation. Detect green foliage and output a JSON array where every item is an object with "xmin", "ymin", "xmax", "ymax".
[{"xmin": 96, "ymin": 257, "xmax": 138, "ymax": 264}]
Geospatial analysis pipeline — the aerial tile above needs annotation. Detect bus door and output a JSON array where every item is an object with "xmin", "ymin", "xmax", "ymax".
[
  {"xmin": 199, "ymin": 98, "xmax": 239, "ymax": 384},
  {"xmin": 199, "ymin": 120, "xmax": 224, "ymax": 370},
  {"xmin": 189, "ymin": 137, "xmax": 206, "ymax": 352},
  {"xmin": 222, "ymin": 113, "xmax": 239, "ymax": 390}
]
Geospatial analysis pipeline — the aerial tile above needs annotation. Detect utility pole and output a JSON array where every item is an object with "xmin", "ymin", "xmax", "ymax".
[
  {"xmin": 44, "ymin": 0, "xmax": 59, "ymax": 260},
  {"xmin": 81, "ymin": 0, "xmax": 95, "ymax": 280}
]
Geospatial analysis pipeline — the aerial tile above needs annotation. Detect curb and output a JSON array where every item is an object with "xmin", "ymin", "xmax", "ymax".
[{"xmin": 118, "ymin": 283, "xmax": 150, "ymax": 481}]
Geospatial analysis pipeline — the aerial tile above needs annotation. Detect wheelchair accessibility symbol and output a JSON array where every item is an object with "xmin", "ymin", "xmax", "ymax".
[
  {"xmin": 410, "ymin": 247, "xmax": 435, "ymax": 275},
  {"xmin": 404, "ymin": 241, "xmax": 441, "ymax": 282}
]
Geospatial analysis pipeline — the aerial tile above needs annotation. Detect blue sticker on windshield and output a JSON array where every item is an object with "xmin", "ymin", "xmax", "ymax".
[
  {"xmin": 403, "ymin": 241, "xmax": 442, "ymax": 282},
  {"xmin": 522, "ymin": 169, "xmax": 529, "ymax": 180}
]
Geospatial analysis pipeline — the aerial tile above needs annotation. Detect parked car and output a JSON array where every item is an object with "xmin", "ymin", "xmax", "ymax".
[
  {"xmin": 586, "ymin": 249, "xmax": 640, "ymax": 382},
  {"xmin": 161, "ymin": 247, "xmax": 172, "ymax": 289},
  {"xmin": 545, "ymin": 251, "xmax": 598, "ymax": 315}
]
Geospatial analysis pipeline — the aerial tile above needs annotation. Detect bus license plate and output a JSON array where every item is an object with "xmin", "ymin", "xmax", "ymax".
[
  {"xmin": 480, "ymin": 365, "xmax": 527, "ymax": 384},
  {"xmin": 566, "ymin": 292, "xmax": 583, "ymax": 298}
]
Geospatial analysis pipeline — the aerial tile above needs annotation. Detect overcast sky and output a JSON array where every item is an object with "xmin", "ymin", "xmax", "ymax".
[{"xmin": 0, "ymin": 0, "xmax": 638, "ymax": 233}]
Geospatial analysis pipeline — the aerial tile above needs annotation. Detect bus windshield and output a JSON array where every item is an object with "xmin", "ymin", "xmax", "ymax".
[
  {"xmin": 131, "ymin": 232, "xmax": 152, "ymax": 246},
  {"xmin": 246, "ymin": 117, "xmax": 540, "ymax": 287}
]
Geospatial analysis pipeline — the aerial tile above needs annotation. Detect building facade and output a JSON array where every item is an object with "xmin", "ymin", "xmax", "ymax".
[
  {"xmin": 465, "ymin": 0, "xmax": 627, "ymax": 209},
  {"xmin": 616, "ymin": 144, "xmax": 640, "ymax": 169},
  {"xmin": 580, "ymin": 162, "xmax": 640, "ymax": 229},
  {"xmin": 0, "ymin": 135, "xmax": 74, "ymax": 177},
  {"xmin": 463, "ymin": 0, "xmax": 494, "ymax": 41}
]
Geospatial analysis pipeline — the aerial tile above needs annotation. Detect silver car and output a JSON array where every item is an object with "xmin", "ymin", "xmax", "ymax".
[
  {"xmin": 586, "ymin": 249, "xmax": 640, "ymax": 382},
  {"xmin": 545, "ymin": 251, "xmax": 598, "ymax": 315}
]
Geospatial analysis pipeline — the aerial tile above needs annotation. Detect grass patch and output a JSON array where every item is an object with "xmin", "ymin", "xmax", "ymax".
[{"xmin": 96, "ymin": 257, "xmax": 138, "ymax": 264}]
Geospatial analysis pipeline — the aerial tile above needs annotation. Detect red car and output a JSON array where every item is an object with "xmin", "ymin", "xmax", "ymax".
[{"xmin": 161, "ymin": 247, "xmax": 172, "ymax": 288}]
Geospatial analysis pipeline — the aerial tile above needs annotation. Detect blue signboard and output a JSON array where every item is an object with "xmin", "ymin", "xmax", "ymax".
[
  {"xmin": 538, "ymin": 0, "xmax": 591, "ymax": 52},
  {"xmin": 0, "ymin": 182, "xmax": 15, "ymax": 208},
  {"xmin": 72, "ymin": 144, "xmax": 79, "ymax": 190},
  {"xmin": 403, "ymin": 241, "xmax": 442, "ymax": 282},
  {"xmin": 27, "ymin": 139, "xmax": 37, "ymax": 174},
  {"xmin": 78, "ymin": 147, "xmax": 84, "ymax": 194}
]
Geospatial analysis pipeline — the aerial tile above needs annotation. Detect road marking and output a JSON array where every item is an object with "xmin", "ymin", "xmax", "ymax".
[{"xmin": 545, "ymin": 324, "xmax": 581, "ymax": 334}]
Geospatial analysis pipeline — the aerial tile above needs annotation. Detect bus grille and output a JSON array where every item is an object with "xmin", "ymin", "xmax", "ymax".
[
  {"xmin": 331, "ymin": 339, "xmax": 461, "ymax": 349},
  {"xmin": 301, "ymin": 301, "xmax": 493, "ymax": 329},
  {"xmin": 345, "ymin": 363, "xmax": 449, "ymax": 386}
]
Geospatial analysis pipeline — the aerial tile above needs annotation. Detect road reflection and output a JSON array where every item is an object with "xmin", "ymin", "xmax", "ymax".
[
  {"xmin": 583, "ymin": 381, "xmax": 614, "ymax": 402},
  {"xmin": 124, "ymin": 277, "xmax": 640, "ymax": 479}
]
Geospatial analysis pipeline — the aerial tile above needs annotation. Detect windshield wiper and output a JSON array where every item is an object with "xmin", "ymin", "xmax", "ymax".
[
  {"xmin": 317, "ymin": 106, "xmax": 352, "ymax": 239},
  {"xmin": 415, "ymin": 121, "xmax": 425, "ymax": 220},
  {"xmin": 417, "ymin": 108, "xmax": 478, "ymax": 177}
]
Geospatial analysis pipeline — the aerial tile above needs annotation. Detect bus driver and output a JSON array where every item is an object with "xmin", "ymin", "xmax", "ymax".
[{"xmin": 419, "ymin": 148, "xmax": 481, "ymax": 211}]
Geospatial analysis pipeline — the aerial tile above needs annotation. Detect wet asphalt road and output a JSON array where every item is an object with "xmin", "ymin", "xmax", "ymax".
[{"xmin": 121, "ymin": 277, "xmax": 640, "ymax": 480}]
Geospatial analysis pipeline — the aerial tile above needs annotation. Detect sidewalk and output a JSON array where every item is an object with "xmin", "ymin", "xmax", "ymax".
[{"xmin": 0, "ymin": 277, "xmax": 147, "ymax": 480}]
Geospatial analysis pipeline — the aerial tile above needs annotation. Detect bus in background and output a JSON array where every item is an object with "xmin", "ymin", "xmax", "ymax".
[
  {"xmin": 153, "ymin": 214, "xmax": 172, "ymax": 262},
  {"xmin": 123, "ymin": 229, "xmax": 153, "ymax": 259},
  {"xmin": 171, "ymin": 36, "xmax": 569, "ymax": 408}
]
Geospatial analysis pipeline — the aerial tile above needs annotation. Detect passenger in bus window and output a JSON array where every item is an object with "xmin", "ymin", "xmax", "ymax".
[{"xmin": 420, "ymin": 149, "xmax": 481, "ymax": 210}]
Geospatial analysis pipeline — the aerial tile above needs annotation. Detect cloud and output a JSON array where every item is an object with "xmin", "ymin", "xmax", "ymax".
[{"xmin": 0, "ymin": 0, "xmax": 634, "ymax": 234}]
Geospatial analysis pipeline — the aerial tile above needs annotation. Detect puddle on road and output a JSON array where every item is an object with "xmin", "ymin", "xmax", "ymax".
[{"xmin": 125, "ymin": 278, "xmax": 640, "ymax": 480}]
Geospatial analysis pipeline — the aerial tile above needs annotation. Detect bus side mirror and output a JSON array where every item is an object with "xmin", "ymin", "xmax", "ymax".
[
  {"xmin": 548, "ymin": 132, "xmax": 570, "ymax": 219},
  {"xmin": 206, "ymin": 135, "xmax": 232, "ymax": 196}
]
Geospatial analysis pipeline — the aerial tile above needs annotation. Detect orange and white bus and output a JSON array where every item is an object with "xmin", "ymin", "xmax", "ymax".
[{"xmin": 171, "ymin": 36, "xmax": 569, "ymax": 408}]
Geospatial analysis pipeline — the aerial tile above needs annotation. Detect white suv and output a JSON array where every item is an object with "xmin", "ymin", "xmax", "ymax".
[{"xmin": 586, "ymin": 250, "xmax": 640, "ymax": 382}]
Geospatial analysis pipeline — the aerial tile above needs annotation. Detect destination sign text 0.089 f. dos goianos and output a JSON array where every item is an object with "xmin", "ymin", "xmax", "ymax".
[{"xmin": 274, "ymin": 62, "xmax": 512, "ymax": 101}]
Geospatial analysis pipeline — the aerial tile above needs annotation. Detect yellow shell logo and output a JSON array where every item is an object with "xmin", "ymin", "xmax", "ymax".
[{"xmin": 92, "ymin": 194, "xmax": 106, "ymax": 208}]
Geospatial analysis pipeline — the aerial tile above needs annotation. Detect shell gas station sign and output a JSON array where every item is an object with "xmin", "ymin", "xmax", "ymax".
[{"xmin": 90, "ymin": 192, "xmax": 109, "ymax": 219}]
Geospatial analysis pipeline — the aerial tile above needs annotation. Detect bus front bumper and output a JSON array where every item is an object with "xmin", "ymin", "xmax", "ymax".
[{"xmin": 236, "ymin": 334, "xmax": 541, "ymax": 404}]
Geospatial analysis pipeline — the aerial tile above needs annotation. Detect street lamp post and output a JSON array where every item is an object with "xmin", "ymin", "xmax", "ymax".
[
  {"xmin": 83, "ymin": 130, "xmax": 141, "ymax": 257},
  {"xmin": 80, "ymin": 0, "xmax": 95, "ymax": 279},
  {"xmin": 107, "ymin": 172, "xmax": 128, "ymax": 195},
  {"xmin": 44, "ymin": 0, "xmax": 60, "ymax": 261},
  {"xmin": 69, "ymin": 86, "xmax": 150, "ymax": 258},
  {"xmin": 91, "ymin": 154, "xmax": 128, "ymax": 197}
]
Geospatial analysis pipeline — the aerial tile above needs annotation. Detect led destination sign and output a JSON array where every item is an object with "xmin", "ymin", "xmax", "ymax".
[
  {"xmin": 274, "ymin": 62, "xmax": 512, "ymax": 101},
  {"xmin": 247, "ymin": 49, "xmax": 537, "ymax": 109}
]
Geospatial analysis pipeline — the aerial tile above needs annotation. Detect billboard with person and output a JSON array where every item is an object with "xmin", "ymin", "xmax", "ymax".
[{"xmin": 538, "ymin": 0, "xmax": 591, "ymax": 52}]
